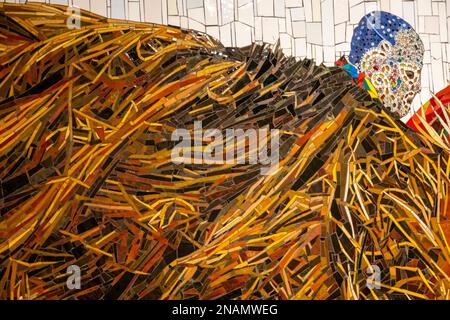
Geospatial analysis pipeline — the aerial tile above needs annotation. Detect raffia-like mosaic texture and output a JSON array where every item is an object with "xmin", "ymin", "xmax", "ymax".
[{"xmin": 0, "ymin": 3, "xmax": 449, "ymax": 300}]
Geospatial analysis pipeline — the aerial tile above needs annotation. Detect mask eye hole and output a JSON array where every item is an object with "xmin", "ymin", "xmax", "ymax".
[{"xmin": 406, "ymin": 70, "xmax": 415, "ymax": 80}]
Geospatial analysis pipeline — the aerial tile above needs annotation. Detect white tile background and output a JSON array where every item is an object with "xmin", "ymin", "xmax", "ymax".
[{"xmin": 5, "ymin": 0, "xmax": 450, "ymax": 116}]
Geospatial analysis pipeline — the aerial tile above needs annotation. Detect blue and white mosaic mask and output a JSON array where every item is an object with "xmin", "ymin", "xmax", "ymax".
[{"xmin": 350, "ymin": 11, "xmax": 425, "ymax": 118}]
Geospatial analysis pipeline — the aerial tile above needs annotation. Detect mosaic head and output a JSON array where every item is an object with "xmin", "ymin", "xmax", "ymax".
[{"xmin": 350, "ymin": 11, "xmax": 424, "ymax": 118}]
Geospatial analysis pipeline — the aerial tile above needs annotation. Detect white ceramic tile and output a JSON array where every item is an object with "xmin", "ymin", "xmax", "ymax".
[
  {"xmin": 111, "ymin": 0, "xmax": 126, "ymax": 19},
  {"xmin": 262, "ymin": 17, "xmax": 279, "ymax": 43},
  {"xmin": 238, "ymin": 2, "xmax": 254, "ymax": 26},
  {"xmin": 234, "ymin": 22, "xmax": 252, "ymax": 46},
  {"xmin": 205, "ymin": 0, "xmax": 219, "ymax": 25}
]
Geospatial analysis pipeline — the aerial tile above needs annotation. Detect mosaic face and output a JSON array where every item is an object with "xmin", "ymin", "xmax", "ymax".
[{"xmin": 358, "ymin": 29, "xmax": 424, "ymax": 118}]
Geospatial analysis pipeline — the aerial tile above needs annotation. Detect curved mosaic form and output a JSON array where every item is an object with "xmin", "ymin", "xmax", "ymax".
[{"xmin": 0, "ymin": 3, "xmax": 449, "ymax": 300}]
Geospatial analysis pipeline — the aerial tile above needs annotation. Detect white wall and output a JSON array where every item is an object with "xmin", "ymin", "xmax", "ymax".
[{"xmin": 6, "ymin": 0, "xmax": 450, "ymax": 117}]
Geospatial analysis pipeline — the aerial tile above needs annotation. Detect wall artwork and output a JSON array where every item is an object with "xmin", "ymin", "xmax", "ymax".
[{"xmin": 1, "ymin": 1, "xmax": 450, "ymax": 302}]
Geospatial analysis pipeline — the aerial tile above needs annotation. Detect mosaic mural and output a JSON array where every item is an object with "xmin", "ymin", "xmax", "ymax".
[
  {"xmin": 1, "ymin": 2, "xmax": 450, "ymax": 300},
  {"xmin": 9, "ymin": 0, "xmax": 450, "ymax": 119}
]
